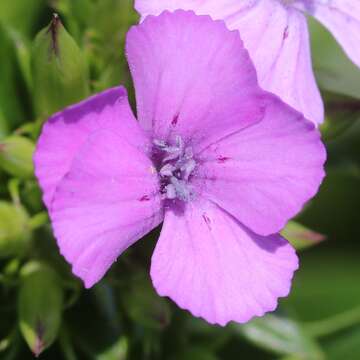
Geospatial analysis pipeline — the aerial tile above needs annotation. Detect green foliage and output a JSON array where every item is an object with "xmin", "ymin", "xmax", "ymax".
[
  {"xmin": 32, "ymin": 15, "xmax": 90, "ymax": 118},
  {"xmin": 322, "ymin": 326, "xmax": 360, "ymax": 360},
  {"xmin": 0, "ymin": 1, "xmax": 359, "ymax": 359},
  {"xmin": 0, "ymin": 24, "xmax": 27, "ymax": 126},
  {"xmin": 235, "ymin": 314, "xmax": 324, "ymax": 359},
  {"xmin": 0, "ymin": 136, "xmax": 35, "ymax": 179},
  {"xmin": 18, "ymin": 261, "xmax": 64, "ymax": 356},
  {"xmin": 122, "ymin": 275, "xmax": 171, "ymax": 331},
  {"xmin": 0, "ymin": 201, "xmax": 30, "ymax": 258},
  {"xmin": 95, "ymin": 337, "xmax": 128, "ymax": 360},
  {"xmin": 174, "ymin": 347, "xmax": 218, "ymax": 360},
  {"xmin": 0, "ymin": 109, "xmax": 10, "ymax": 139},
  {"xmin": 281, "ymin": 221, "xmax": 325, "ymax": 251},
  {"xmin": 0, "ymin": 0, "xmax": 46, "ymax": 37},
  {"xmin": 310, "ymin": 18, "xmax": 360, "ymax": 101}
]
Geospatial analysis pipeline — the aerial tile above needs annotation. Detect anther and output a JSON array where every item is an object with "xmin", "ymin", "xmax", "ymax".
[{"xmin": 154, "ymin": 135, "xmax": 196, "ymax": 202}]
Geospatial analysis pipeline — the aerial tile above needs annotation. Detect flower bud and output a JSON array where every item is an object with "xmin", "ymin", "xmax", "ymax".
[
  {"xmin": 0, "ymin": 201, "xmax": 30, "ymax": 258},
  {"xmin": 18, "ymin": 261, "xmax": 64, "ymax": 356},
  {"xmin": 32, "ymin": 14, "xmax": 89, "ymax": 118},
  {"xmin": 0, "ymin": 136, "xmax": 34, "ymax": 179}
]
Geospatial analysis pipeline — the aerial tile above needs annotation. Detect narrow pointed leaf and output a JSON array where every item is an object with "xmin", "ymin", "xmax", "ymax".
[
  {"xmin": 281, "ymin": 221, "xmax": 326, "ymax": 251},
  {"xmin": 233, "ymin": 314, "xmax": 324, "ymax": 359},
  {"xmin": 310, "ymin": 18, "xmax": 360, "ymax": 100},
  {"xmin": 0, "ymin": 23, "xmax": 26, "ymax": 124}
]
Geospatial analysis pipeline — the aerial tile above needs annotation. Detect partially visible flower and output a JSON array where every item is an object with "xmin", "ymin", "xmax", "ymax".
[
  {"xmin": 34, "ymin": 10, "xmax": 326, "ymax": 325},
  {"xmin": 135, "ymin": 0, "xmax": 360, "ymax": 125}
]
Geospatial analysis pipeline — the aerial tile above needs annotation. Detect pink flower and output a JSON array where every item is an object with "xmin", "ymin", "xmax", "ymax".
[
  {"xmin": 34, "ymin": 11, "xmax": 326, "ymax": 325},
  {"xmin": 135, "ymin": 0, "xmax": 360, "ymax": 125}
]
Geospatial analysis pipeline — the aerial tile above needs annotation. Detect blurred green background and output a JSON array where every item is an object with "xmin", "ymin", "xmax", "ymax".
[{"xmin": 0, "ymin": 1, "xmax": 360, "ymax": 359}]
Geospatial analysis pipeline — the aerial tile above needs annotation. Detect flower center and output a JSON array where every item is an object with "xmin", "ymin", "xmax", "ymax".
[{"xmin": 153, "ymin": 135, "xmax": 196, "ymax": 202}]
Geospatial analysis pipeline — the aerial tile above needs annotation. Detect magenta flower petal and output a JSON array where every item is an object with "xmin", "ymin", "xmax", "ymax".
[
  {"xmin": 34, "ymin": 10, "xmax": 326, "ymax": 323},
  {"xmin": 126, "ymin": 10, "xmax": 265, "ymax": 150},
  {"xmin": 151, "ymin": 200, "xmax": 298, "ymax": 326},
  {"xmin": 34, "ymin": 87, "xmax": 146, "ymax": 209},
  {"xmin": 51, "ymin": 129, "xmax": 163, "ymax": 288},
  {"xmin": 295, "ymin": 1, "xmax": 360, "ymax": 67},
  {"xmin": 135, "ymin": 0, "xmax": 324, "ymax": 124},
  {"xmin": 193, "ymin": 94, "xmax": 326, "ymax": 236},
  {"xmin": 248, "ymin": 6, "xmax": 323, "ymax": 125}
]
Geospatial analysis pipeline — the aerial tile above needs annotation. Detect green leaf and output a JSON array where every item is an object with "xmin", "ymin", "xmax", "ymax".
[
  {"xmin": 66, "ymin": 283, "xmax": 122, "ymax": 355},
  {"xmin": 289, "ymin": 251, "xmax": 360, "ymax": 322},
  {"xmin": 96, "ymin": 337, "xmax": 128, "ymax": 360},
  {"xmin": 53, "ymin": 0, "xmax": 93, "ymax": 34},
  {"xmin": 18, "ymin": 261, "xmax": 64, "ymax": 356},
  {"xmin": 0, "ymin": 23, "xmax": 27, "ymax": 125},
  {"xmin": 0, "ymin": 136, "xmax": 35, "ymax": 179},
  {"xmin": 21, "ymin": 180, "xmax": 43, "ymax": 213},
  {"xmin": 0, "ymin": 108, "xmax": 9, "ymax": 139},
  {"xmin": 320, "ymin": 94, "xmax": 360, "ymax": 141},
  {"xmin": 0, "ymin": 0, "xmax": 46, "ymax": 38},
  {"xmin": 234, "ymin": 314, "xmax": 324, "ymax": 359},
  {"xmin": 32, "ymin": 14, "xmax": 89, "ymax": 118},
  {"xmin": 6, "ymin": 28, "xmax": 33, "ymax": 92},
  {"xmin": 58, "ymin": 326, "xmax": 78, "ymax": 360},
  {"xmin": 174, "ymin": 347, "xmax": 218, "ymax": 360},
  {"xmin": 310, "ymin": 18, "xmax": 360, "ymax": 99},
  {"xmin": 28, "ymin": 212, "xmax": 48, "ymax": 231},
  {"xmin": 83, "ymin": 0, "xmax": 138, "ymax": 90},
  {"xmin": 305, "ymin": 305, "xmax": 360, "ymax": 339},
  {"xmin": 0, "ymin": 201, "xmax": 30, "ymax": 258},
  {"xmin": 298, "ymin": 166, "xmax": 360, "ymax": 246},
  {"xmin": 322, "ymin": 326, "xmax": 360, "ymax": 360},
  {"xmin": 281, "ymin": 221, "xmax": 325, "ymax": 251},
  {"xmin": 122, "ymin": 275, "xmax": 171, "ymax": 330},
  {"xmin": 0, "ymin": 329, "xmax": 23, "ymax": 360}
]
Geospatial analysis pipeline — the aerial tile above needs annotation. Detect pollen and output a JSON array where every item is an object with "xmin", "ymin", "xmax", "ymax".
[{"xmin": 153, "ymin": 135, "xmax": 196, "ymax": 202}]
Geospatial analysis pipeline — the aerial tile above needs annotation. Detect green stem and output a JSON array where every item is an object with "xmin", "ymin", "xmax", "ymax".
[
  {"xmin": 59, "ymin": 326, "xmax": 78, "ymax": 360},
  {"xmin": 0, "ymin": 273, "xmax": 18, "ymax": 288},
  {"xmin": 63, "ymin": 285, "xmax": 81, "ymax": 310},
  {"xmin": 7, "ymin": 179, "xmax": 20, "ymax": 206},
  {"xmin": 28, "ymin": 212, "xmax": 49, "ymax": 230},
  {"xmin": 305, "ymin": 305, "xmax": 360, "ymax": 338}
]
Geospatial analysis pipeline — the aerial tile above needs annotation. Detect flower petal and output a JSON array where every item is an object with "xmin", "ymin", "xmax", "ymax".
[
  {"xmin": 194, "ymin": 94, "xmax": 326, "ymax": 236},
  {"xmin": 135, "ymin": 0, "xmax": 248, "ymax": 21},
  {"xmin": 51, "ymin": 129, "xmax": 163, "ymax": 288},
  {"xmin": 34, "ymin": 87, "xmax": 147, "ymax": 209},
  {"xmin": 250, "ymin": 5, "xmax": 323, "ymax": 125},
  {"xmin": 295, "ymin": 0, "xmax": 360, "ymax": 67},
  {"xmin": 151, "ymin": 200, "xmax": 298, "ymax": 325},
  {"xmin": 135, "ymin": 1, "xmax": 324, "ymax": 124},
  {"xmin": 126, "ymin": 10, "xmax": 264, "ymax": 150}
]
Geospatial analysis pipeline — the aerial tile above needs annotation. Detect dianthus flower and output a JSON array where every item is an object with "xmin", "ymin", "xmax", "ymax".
[
  {"xmin": 136, "ymin": 0, "xmax": 360, "ymax": 125},
  {"xmin": 34, "ymin": 10, "xmax": 326, "ymax": 325}
]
